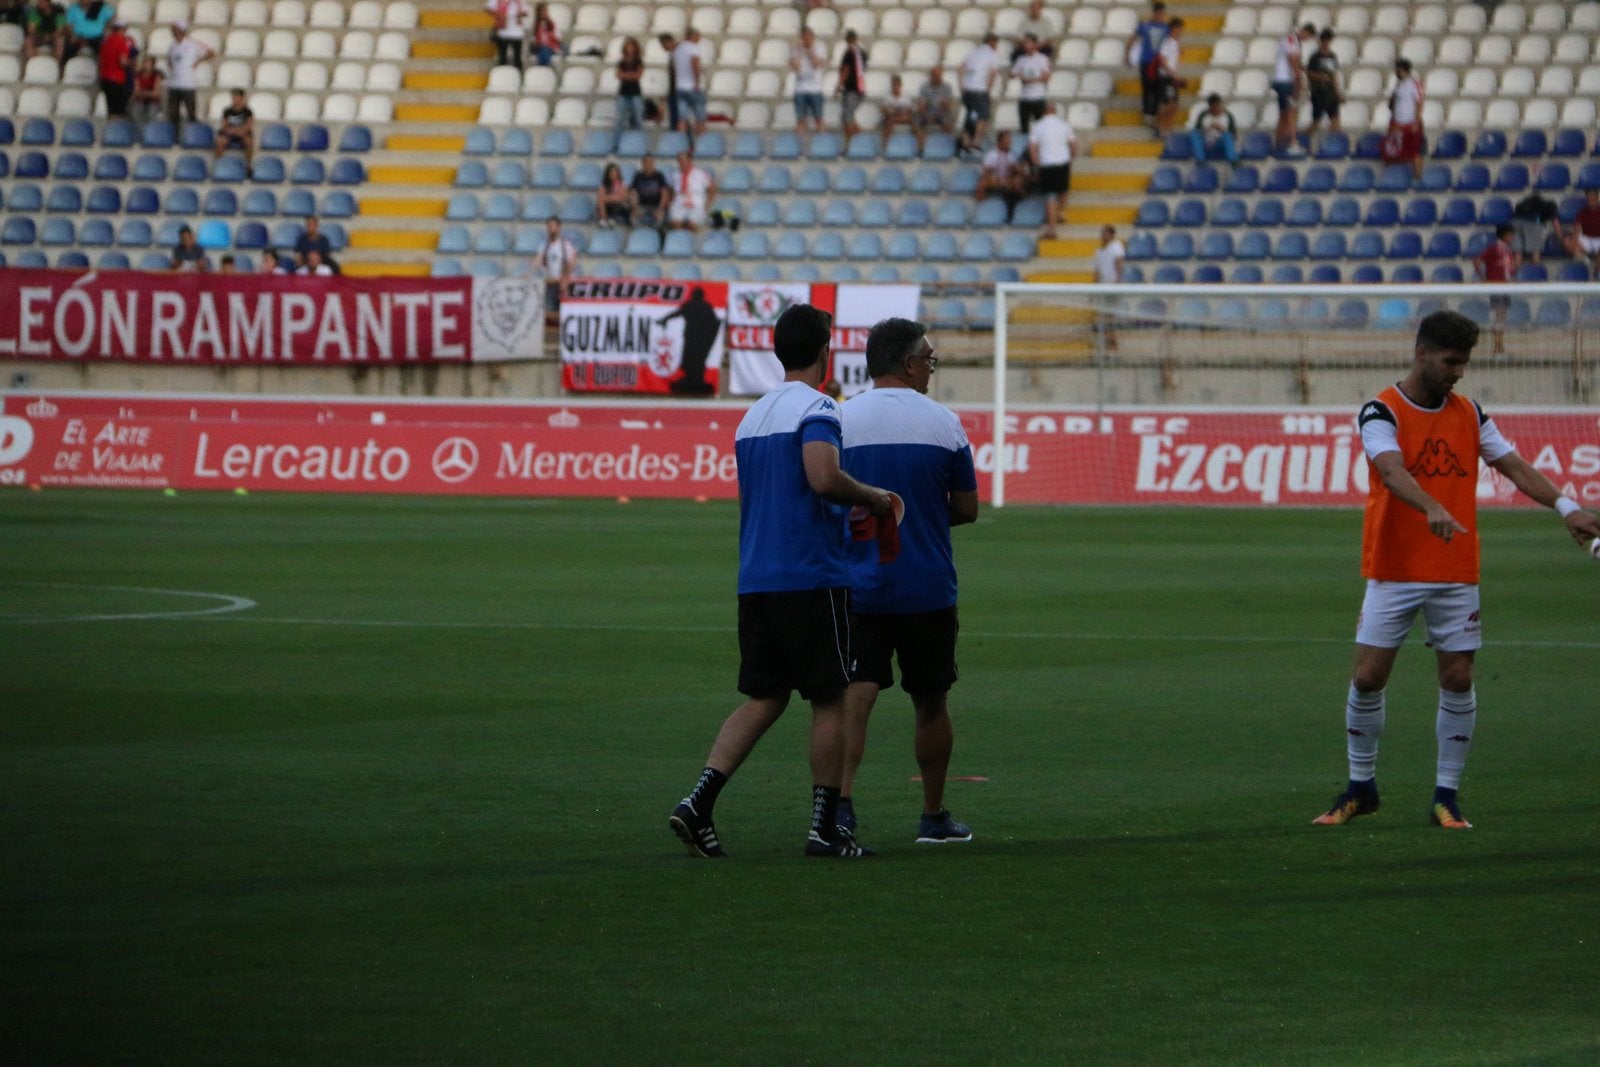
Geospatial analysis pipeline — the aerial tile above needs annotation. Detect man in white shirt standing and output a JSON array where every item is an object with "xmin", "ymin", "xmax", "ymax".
[
  {"xmin": 1093, "ymin": 225, "xmax": 1125, "ymax": 350},
  {"xmin": 672, "ymin": 27, "xmax": 706, "ymax": 139},
  {"xmin": 1385, "ymin": 57, "xmax": 1425, "ymax": 180},
  {"xmin": 165, "ymin": 20, "xmax": 216, "ymax": 130},
  {"xmin": 1272, "ymin": 22, "xmax": 1316, "ymax": 156},
  {"xmin": 1010, "ymin": 34, "xmax": 1050, "ymax": 135},
  {"xmin": 1152, "ymin": 17, "xmax": 1185, "ymax": 135},
  {"xmin": 1027, "ymin": 101, "xmax": 1075, "ymax": 239},
  {"xmin": 534, "ymin": 216, "xmax": 578, "ymax": 325},
  {"xmin": 667, "ymin": 149, "xmax": 715, "ymax": 232},
  {"xmin": 957, "ymin": 31, "xmax": 1000, "ymax": 156},
  {"xmin": 790, "ymin": 26, "xmax": 827, "ymax": 136}
]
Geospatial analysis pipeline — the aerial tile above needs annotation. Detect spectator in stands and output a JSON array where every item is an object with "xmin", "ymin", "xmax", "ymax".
[
  {"xmin": 1272, "ymin": 22, "xmax": 1315, "ymax": 156},
  {"xmin": 974, "ymin": 130, "xmax": 1029, "ymax": 221},
  {"xmin": 535, "ymin": 216, "xmax": 578, "ymax": 324},
  {"xmin": 658, "ymin": 32, "xmax": 679, "ymax": 132},
  {"xmin": 912, "ymin": 65, "xmax": 956, "ymax": 154},
  {"xmin": 1027, "ymin": 101, "xmax": 1076, "ymax": 240},
  {"xmin": 630, "ymin": 153, "xmax": 672, "ymax": 232},
  {"xmin": 1189, "ymin": 92, "xmax": 1239, "ymax": 166},
  {"xmin": 294, "ymin": 216, "xmax": 336, "ymax": 273},
  {"xmin": 836, "ymin": 28, "xmax": 867, "ymax": 140},
  {"xmin": 596, "ymin": 162, "xmax": 632, "ymax": 228},
  {"xmin": 96, "ymin": 16, "xmax": 134, "ymax": 117},
  {"xmin": 1152, "ymin": 18, "xmax": 1185, "ymax": 136},
  {"xmin": 0, "ymin": 0, "xmax": 24, "ymax": 24},
  {"xmin": 672, "ymin": 27, "xmax": 706, "ymax": 138},
  {"xmin": 957, "ymin": 31, "xmax": 1001, "ymax": 156},
  {"xmin": 215, "ymin": 88, "xmax": 256, "ymax": 171},
  {"xmin": 1127, "ymin": 2, "xmax": 1169, "ymax": 130},
  {"xmin": 24, "ymin": 0, "xmax": 66, "ymax": 61},
  {"xmin": 1565, "ymin": 188, "xmax": 1600, "ymax": 280},
  {"xmin": 63, "ymin": 0, "xmax": 112, "ymax": 61},
  {"xmin": 130, "ymin": 52, "xmax": 164, "ymax": 126},
  {"xmin": 1383, "ymin": 57, "xmax": 1424, "ymax": 180},
  {"xmin": 614, "ymin": 36, "xmax": 644, "ymax": 143},
  {"xmin": 1010, "ymin": 34, "xmax": 1050, "ymax": 136},
  {"xmin": 1304, "ymin": 28, "xmax": 1344, "ymax": 149},
  {"xmin": 1473, "ymin": 223, "xmax": 1516, "ymax": 355},
  {"xmin": 485, "ymin": 0, "xmax": 529, "ymax": 71},
  {"xmin": 297, "ymin": 249, "xmax": 335, "ymax": 277},
  {"xmin": 879, "ymin": 74, "xmax": 914, "ymax": 143},
  {"xmin": 218, "ymin": 254, "xmax": 237, "ymax": 274},
  {"xmin": 1095, "ymin": 225, "xmax": 1125, "ymax": 351},
  {"xmin": 530, "ymin": 2, "xmax": 561, "ymax": 67},
  {"xmin": 791, "ymin": 26, "xmax": 828, "ymax": 137},
  {"xmin": 668, "ymin": 150, "xmax": 715, "ymax": 232},
  {"xmin": 1012, "ymin": 0, "xmax": 1060, "ymax": 62},
  {"xmin": 259, "ymin": 249, "xmax": 284, "ymax": 274},
  {"xmin": 1510, "ymin": 187, "xmax": 1564, "ymax": 266},
  {"xmin": 170, "ymin": 225, "xmax": 210, "ymax": 273},
  {"xmin": 166, "ymin": 20, "xmax": 216, "ymax": 130}
]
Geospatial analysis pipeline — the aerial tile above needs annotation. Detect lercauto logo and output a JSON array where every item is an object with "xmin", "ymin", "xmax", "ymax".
[{"xmin": 431, "ymin": 437, "xmax": 479, "ymax": 483}]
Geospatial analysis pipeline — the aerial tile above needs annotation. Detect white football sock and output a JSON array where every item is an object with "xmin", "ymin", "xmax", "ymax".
[
  {"xmin": 1346, "ymin": 685, "xmax": 1385, "ymax": 783},
  {"xmin": 1435, "ymin": 687, "xmax": 1477, "ymax": 790}
]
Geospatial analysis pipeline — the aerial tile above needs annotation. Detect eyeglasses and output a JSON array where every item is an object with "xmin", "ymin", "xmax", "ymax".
[{"xmin": 912, "ymin": 353, "xmax": 939, "ymax": 371}]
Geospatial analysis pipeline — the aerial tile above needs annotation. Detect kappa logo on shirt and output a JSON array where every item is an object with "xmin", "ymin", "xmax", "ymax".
[
  {"xmin": 1408, "ymin": 438, "xmax": 1469, "ymax": 478},
  {"xmin": 818, "ymin": 399, "xmax": 836, "ymax": 411}
]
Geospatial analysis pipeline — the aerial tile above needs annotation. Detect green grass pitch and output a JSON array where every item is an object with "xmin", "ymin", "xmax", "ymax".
[{"xmin": 2, "ymin": 491, "xmax": 1597, "ymax": 1065}]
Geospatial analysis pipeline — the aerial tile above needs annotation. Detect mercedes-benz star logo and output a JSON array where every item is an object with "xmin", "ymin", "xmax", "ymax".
[{"xmin": 431, "ymin": 437, "xmax": 479, "ymax": 483}]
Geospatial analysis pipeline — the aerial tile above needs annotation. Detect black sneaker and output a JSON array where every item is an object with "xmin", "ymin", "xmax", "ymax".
[
  {"xmin": 836, "ymin": 796, "xmax": 856, "ymax": 834},
  {"xmin": 803, "ymin": 828, "xmax": 876, "ymax": 858},
  {"xmin": 915, "ymin": 809, "xmax": 973, "ymax": 844},
  {"xmin": 669, "ymin": 800, "xmax": 728, "ymax": 858}
]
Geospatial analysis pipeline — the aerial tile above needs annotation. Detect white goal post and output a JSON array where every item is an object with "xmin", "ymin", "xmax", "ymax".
[{"xmin": 991, "ymin": 282, "xmax": 1600, "ymax": 507}]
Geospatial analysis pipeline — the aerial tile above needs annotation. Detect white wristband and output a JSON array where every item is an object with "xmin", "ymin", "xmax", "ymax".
[{"xmin": 1555, "ymin": 497, "xmax": 1580, "ymax": 518}]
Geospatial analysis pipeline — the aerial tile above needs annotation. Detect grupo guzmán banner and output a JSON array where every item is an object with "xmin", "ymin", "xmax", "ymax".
[
  {"xmin": 1, "ymin": 395, "xmax": 1595, "ymax": 506},
  {"xmin": 559, "ymin": 278, "xmax": 728, "ymax": 395},
  {"xmin": 0, "ymin": 268, "xmax": 543, "ymax": 364}
]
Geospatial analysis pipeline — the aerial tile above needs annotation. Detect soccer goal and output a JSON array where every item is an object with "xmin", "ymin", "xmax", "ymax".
[{"xmin": 989, "ymin": 282, "xmax": 1600, "ymax": 507}]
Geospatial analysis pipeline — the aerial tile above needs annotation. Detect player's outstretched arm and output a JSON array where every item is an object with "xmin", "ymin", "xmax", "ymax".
[
  {"xmin": 1371, "ymin": 451, "xmax": 1468, "ymax": 541},
  {"xmin": 1488, "ymin": 452, "xmax": 1600, "ymax": 546},
  {"xmin": 802, "ymin": 441, "xmax": 893, "ymax": 516}
]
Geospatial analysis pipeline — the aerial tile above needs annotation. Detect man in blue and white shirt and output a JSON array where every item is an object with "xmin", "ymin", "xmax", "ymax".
[
  {"xmin": 838, "ymin": 318, "xmax": 979, "ymax": 844},
  {"xmin": 671, "ymin": 304, "xmax": 893, "ymax": 859}
]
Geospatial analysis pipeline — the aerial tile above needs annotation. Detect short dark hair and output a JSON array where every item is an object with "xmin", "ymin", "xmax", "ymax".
[
  {"xmin": 865, "ymin": 317, "xmax": 928, "ymax": 378},
  {"xmin": 1168, "ymin": 17, "xmax": 1183, "ymax": 30},
  {"xmin": 1395, "ymin": 58, "xmax": 1412, "ymax": 73},
  {"xmin": 773, "ymin": 304, "xmax": 833, "ymax": 370},
  {"xmin": 1496, "ymin": 223, "xmax": 1515, "ymax": 238},
  {"xmin": 1319, "ymin": 28, "xmax": 1335, "ymax": 41},
  {"xmin": 1207, "ymin": 92, "xmax": 1222, "ymax": 105},
  {"xmin": 1416, "ymin": 310, "xmax": 1479, "ymax": 354}
]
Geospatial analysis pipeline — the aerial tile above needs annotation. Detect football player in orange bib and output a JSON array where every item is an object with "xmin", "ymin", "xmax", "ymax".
[{"xmin": 1314, "ymin": 310, "xmax": 1600, "ymax": 829}]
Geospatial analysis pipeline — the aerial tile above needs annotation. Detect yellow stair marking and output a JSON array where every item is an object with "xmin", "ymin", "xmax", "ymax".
[
  {"xmin": 1064, "ymin": 205, "xmax": 1138, "ymax": 225},
  {"xmin": 1037, "ymin": 239, "xmax": 1100, "ymax": 258},
  {"xmin": 1184, "ymin": 15, "xmax": 1223, "ymax": 34},
  {"xmin": 1016, "ymin": 307, "xmax": 1096, "ymax": 326},
  {"xmin": 413, "ymin": 41, "xmax": 497, "ymax": 60},
  {"xmin": 1090, "ymin": 140, "xmax": 1163, "ymax": 158},
  {"xmin": 348, "ymin": 231, "xmax": 440, "ymax": 251},
  {"xmin": 1073, "ymin": 172, "xmax": 1148, "ymax": 193},
  {"xmin": 359, "ymin": 197, "xmax": 450, "ymax": 217},
  {"xmin": 366, "ymin": 165, "xmax": 459, "ymax": 185},
  {"xmin": 404, "ymin": 71, "xmax": 489, "ymax": 92},
  {"xmin": 1116, "ymin": 78, "xmax": 1141, "ymax": 97},
  {"xmin": 1026, "ymin": 271, "xmax": 1096, "ymax": 283},
  {"xmin": 419, "ymin": 10, "xmax": 491, "ymax": 29},
  {"xmin": 339, "ymin": 262, "xmax": 433, "ymax": 278},
  {"xmin": 385, "ymin": 134, "xmax": 468, "ymax": 153},
  {"xmin": 1102, "ymin": 109, "xmax": 1146, "ymax": 127},
  {"xmin": 393, "ymin": 103, "xmax": 480, "ymax": 123},
  {"xmin": 1181, "ymin": 45, "xmax": 1211, "ymax": 65}
]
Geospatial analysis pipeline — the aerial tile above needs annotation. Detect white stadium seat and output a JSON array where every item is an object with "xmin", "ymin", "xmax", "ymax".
[
  {"xmin": 375, "ymin": 32, "xmax": 409, "ymax": 61},
  {"xmin": 347, "ymin": 1, "xmax": 382, "ymax": 29},
  {"xmin": 1411, "ymin": 5, "xmax": 1446, "ymax": 35},
  {"xmin": 192, "ymin": 0, "xmax": 229, "ymax": 25},
  {"xmin": 1436, "ymin": 36, "xmax": 1473, "ymax": 67},
  {"xmin": 16, "ymin": 86, "xmax": 53, "ymax": 115},
  {"xmin": 253, "ymin": 61, "xmax": 289, "ymax": 90},
  {"xmin": 62, "ymin": 56, "xmax": 97, "ymax": 85},
  {"xmin": 1490, "ymin": 5, "xmax": 1526, "ymax": 33},
  {"xmin": 320, "ymin": 93, "xmax": 356, "ymax": 121},
  {"xmin": 153, "ymin": 0, "xmax": 191, "ymax": 25},
  {"xmin": 1559, "ymin": 99, "xmax": 1596, "ymax": 128},
  {"xmin": 56, "ymin": 87, "xmax": 93, "ymax": 116},
  {"xmin": 1574, "ymin": 5, "xmax": 1600, "ymax": 33},
  {"xmin": 339, "ymin": 32, "xmax": 374, "ymax": 60},
  {"xmin": 1459, "ymin": 67, "xmax": 1497, "ymax": 99},
  {"xmin": 357, "ymin": 95, "xmax": 393, "ymax": 123},
  {"xmin": 292, "ymin": 62, "xmax": 327, "ymax": 91},
  {"xmin": 366, "ymin": 63, "xmax": 401, "ymax": 93},
  {"xmin": 513, "ymin": 97, "xmax": 550, "ymax": 126},
  {"xmin": 1513, "ymin": 37, "xmax": 1550, "ymax": 67},
  {"xmin": 1444, "ymin": 100, "xmax": 1482, "ymax": 130},
  {"xmin": 300, "ymin": 31, "xmax": 335, "ymax": 60},
  {"xmin": 1483, "ymin": 100, "xmax": 1520, "ymax": 129},
  {"xmin": 523, "ymin": 65, "xmax": 556, "ymax": 94},
  {"xmin": 261, "ymin": 30, "xmax": 297, "ymax": 59},
  {"xmin": 1475, "ymin": 36, "xmax": 1511, "ymax": 66},
  {"xmin": 1521, "ymin": 99, "xmax": 1558, "ymax": 128},
  {"xmin": 1554, "ymin": 35, "xmax": 1591, "ymax": 64},
  {"xmin": 383, "ymin": 2, "xmax": 418, "ymax": 30},
  {"xmin": 215, "ymin": 59, "xmax": 253, "ymax": 88},
  {"xmin": 247, "ymin": 91, "xmax": 281, "ymax": 120},
  {"xmin": 23, "ymin": 55, "xmax": 58, "ymax": 83},
  {"xmin": 283, "ymin": 93, "xmax": 319, "ymax": 121},
  {"xmin": 270, "ymin": 1, "xmax": 306, "ymax": 27},
  {"xmin": 1499, "ymin": 67, "xmax": 1535, "ymax": 99},
  {"xmin": 478, "ymin": 96, "xmax": 513, "ymax": 125},
  {"xmin": 1449, "ymin": 5, "xmax": 1487, "ymax": 35},
  {"xmin": 331, "ymin": 61, "xmax": 365, "ymax": 90},
  {"xmin": 487, "ymin": 66, "xmax": 519, "ymax": 94},
  {"xmin": 309, "ymin": 1, "xmax": 344, "ymax": 29},
  {"xmin": 231, "ymin": 1, "xmax": 267, "ymax": 28},
  {"xmin": 1536, "ymin": 67, "xmax": 1574, "ymax": 98}
]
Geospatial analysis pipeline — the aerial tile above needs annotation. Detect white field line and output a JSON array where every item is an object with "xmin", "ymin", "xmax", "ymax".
[{"xmin": 0, "ymin": 584, "xmax": 258, "ymax": 623}]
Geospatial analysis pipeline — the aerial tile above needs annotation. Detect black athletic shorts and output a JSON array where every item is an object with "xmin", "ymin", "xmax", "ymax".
[
  {"xmin": 1311, "ymin": 94, "xmax": 1340, "ymax": 122},
  {"xmin": 737, "ymin": 588, "xmax": 853, "ymax": 702},
  {"xmin": 1038, "ymin": 163, "xmax": 1070, "ymax": 195},
  {"xmin": 848, "ymin": 606, "xmax": 959, "ymax": 697}
]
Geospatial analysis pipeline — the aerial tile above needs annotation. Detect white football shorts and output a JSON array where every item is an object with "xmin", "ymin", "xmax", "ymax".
[{"xmin": 1355, "ymin": 580, "xmax": 1482, "ymax": 652}]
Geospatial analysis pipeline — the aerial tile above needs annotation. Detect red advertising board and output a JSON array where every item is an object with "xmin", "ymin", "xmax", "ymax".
[{"xmin": 2, "ymin": 395, "xmax": 1596, "ymax": 507}]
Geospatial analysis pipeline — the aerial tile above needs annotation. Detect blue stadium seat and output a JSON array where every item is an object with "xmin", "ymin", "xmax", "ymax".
[
  {"xmin": 1326, "ymin": 197, "xmax": 1360, "ymax": 227},
  {"xmin": 1425, "ymin": 232, "xmax": 1461, "ymax": 258},
  {"xmin": 1364, "ymin": 198, "xmax": 1399, "ymax": 227},
  {"xmin": 1183, "ymin": 166, "xmax": 1220, "ymax": 194},
  {"xmin": 310, "ymin": 190, "xmax": 353, "ymax": 219},
  {"xmin": 93, "ymin": 154, "xmax": 129, "ymax": 181},
  {"xmin": 490, "ymin": 160, "xmax": 526, "ymax": 187},
  {"xmin": 576, "ymin": 129, "xmax": 611, "ymax": 157},
  {"xmin": 275, "ymin": 188, "xmax": 312, "ymax": 217},
  {"xmin": 1493, "ymin": 163, "xmax": 1530, "ymax": 193},
  {"xmin": 1350, "ymin": 231, "xmax": 1384, "ymax": 259},
  {"xmin": 923, "ymin": 132, "xmax": 958, "ymax": 161},
  {"xmin": 730, "ymin": 131, "xmax": 763, "ymax": 160},
  {"xmin": 1477, "ymin": 197, "xmax": 1512, "ymax": 225},
  {"xmin": 1153, "ymin": 265, "xmax": 1188, "ymax": 285},
  {"xmin": 1212, "ymin": 198, "xmax": 1247, "ymax": 227},
  {"xmin": 1249, "ymin": 199, "xmax": 1285, "ymax": 227},
  {"xmin": 844, "ymin": 232, "xmax": 882, "ymax": 260},
  {"xmin": 1227, "ymin": 264, "xmax": 1263, "ymax": 284},
  {"xmin": 1471, "ymin": 131, "xmax": 1507, "ymax": 159},
  {"xmin": 464, "ymin": 127, "xmax": 495, "ymax": 155},
  {"xmin": 1441, "ymin": 197, "xmax": 1475, "ymax": 226},
  {"xmin": 164, "ymin": 188, "xmax": 200, "ymax": 214},
  {"xmin": 57, "ymin": 250, "xmax": 90, "ymax": 269},
  {"xmin": 998, "ymin": 234, "xmax": 1034, "ymax": 261},
  {"xmin": 116, "ymin": 219, "xmax": 153, "ymax": 247},
  {"xmin": 467, "ymin": 259, "xmax": 502, "ymax": 278},
  {"xmin": 1417, "ymin": 164, "xmax": 1451, "ymax": 192},
  {"xmin": 774, "ymin": 232, "xmax": 808, "ymax": 260},
  {"xmin": 1315, "ymin": 131, "xmax": 1350, "ymax": 160},
  {"xmin": 1261, "ymin": 166, "xmax": 1297, "ymax": 193},
  {"xmin": 1333, "ymin": 300, "xmax": 1369, "ymax": 327},
  {"xmin": 795, "ymin": 164, "xmax": 828, "ymax": 193},
  {"xmin": 180, "ymin": 123, "xmax": 214, "ymax": 150},
  {"xmin": 1375, "ymin": 165, "xmax": 1413, "ymax": 192},
  {"xmin": 1190, "ymin": 264, "xmax": 1222, "ymax": 283},
  {"xmin": 1223, "ymin": 165, "xmax": 1259, "ymax": 194},
  {"xmin": 203, "ymin": 188, "xmax": 238, "ymax": 216},
  {"xmin": 507, "ymin": 227, "xmax": 539, "ymax": 255},
  {"xmin": 250, "ymin": 157, "xmax": 285, "ymax": 183},
  {"xmin": 804, "ymin": 131, "xmax": 841, "ymax": 160},
  {"xmin": 692, "ymin": 231, "xmax": 729, "ymax": 259},
  {"xmin": 130, "ymin": 252, "xmax": 166, "ymax": 270},
  {"xmin": 655, "ymin": 130, "xmax": 691, "ymax": 157},
  {"xmin": 101, "ymin": 119, "xmax": 136, "ymax": 147},
  {"xmin": 430, "ymin": 258, "xmax": 462, "ymax": 277},
  {"xmin": 717, "ymin": 164, "xmax": 752, "ymax": 193},
  {"xmin": 0, "ymin": 118, "xmax": 12, "ymax": 145},
  {"xmin": 21, "ymin": 118, "xmax": 55, "ymax": 145},
  {"xmin": 870, "ymin": 165, "xmax": 906, "ymax": 194},
  {"xmin": 14, "ymin": 250, "xmax": 49, "ymax": 268},
  {"xmin": 1307, "ymin": 264, "xmax": 1341, "ymax": 284},
  {"xmin": 1235, "ymin": 232, "xmax": 1270, "ymax": 260},
  {"xmin": 330, "ymin": 158, "xmax": 366, "ymax": 184},
  {"xmin": 437, "ymin": 226, "xmax": 471, "ymax": 254},
  {"xmin": 1454, "ymin": 164, "xmax": 1490, "ymax": 192},
  {"xmin": 1511, "ymin": 130, "xmax": 1547, "ymax": 159},
  {"xmin": 93, "ymin": 251, "xmax": 127, "ymax": 269},
  {"xmin": 768, "ymin": 131, "xmax": 801, "ymax": 160},
  {"xmin": 1504, "ymin": 299, "xmax": 1533, "ymax": 328},
  {"xmin": 1515, "ymin": 262, "xmax": 1548, "ymax": 283},
  {"xmin": 1159, "ymin": 133, "xmax": 1189, "ymax": 160},
  {"xmin": 258, "ymin": 124, "xmax": 292, "ymax": 152},
  {"xmin": 197, "ymin": 220, "xmax": 230, "ymax": 250},
  {"xmin": 59, "ymin": 119, "xmax": 92, "ymax": 146},
  {"xmin": 1310, "ymin": 232, "xmax": 1347, "ymax": 260},
  {"xmin": 1147, "ymin": 165, "xmax": 1181, "ymax": 195},
  {"xmin": 1268, "ymin": 265, "xmax": 1302, "ymax": 284},
  {"xmin": 155, "ymin": 220, "xmax": 188, "ymax": 247},
  {"xmin": 40, "ymin": 218, "xmax": 75, "ymax": 246},
  {"xmin": 530, "ymin": 160, "xmax": 564, "ymax": 188},
  {"xmin": 1172, "ymin": 199, "xmax": 1206, "ymax": 227},
  {"xmin": 890, "ymin": 200, "xmax": 926, "ymax": 227},
  {"xmin": 519, "ymin": 192, "xmax": 555, "ymax": 220},
  {"xmin": 1430, "ymin": 130, "xmax": 1466, "ymax": 160},
  {"xmin": 1402, "ymin": 198, "xmax": 1438, "ymax": 227},
  {"xmin": 46, "ymin": 186, "xmax": 81, "ymax": 213},
  {"xmin": 695, "ymin": 131, "xmax": 726, "ymax": 159},
  {"xmin": 1557, "ymin": 262, "xmax": 1592, "ymax": 282},
  {"xmin": 1337, "ymin": 164, "xmax": 1375, "ymax": 193},
  {"xmin": 1576, "ymin": 298, "xmax": 1600, "ymax": 327},
  {"xmin": 1240, "ymin": 130, "xmax": 1274, "ymax": 160},
  {"xmin": 1536, "ymin": 298, "xmax": 1572, "ymax": 327},
  {"xmin": 7, "ymin": 183, "xmax": 41, "ymax": 212},
  {"xmin": 15, "ymin": 151, "xmax": 48, "ymax": 178},
  {"xmin": 1464, "ymin": 232, "xmax": 1492, "ymax": 258},
  {"xmin": 1287, "ymin": 198, "xmax": 1322, "ymax": 227},
  {"xmin": 757, "ymin": 165, "xmax": 791, "ymax": 193},
  {"xmin": 125, "ymin": 186, "xmax": 158, "ymax": 214},
  {"xmin": 1537, "ymin": 163, "xmax": 1570, "ymax": 193},
  {"xmin": 173, "ymin": 155, "xmax": 209, "ymax": 182},
  {"xmin": 583, "ymin": 227, "xmax": 620, "ymax": 256},
  {"xmin": 234, "ymin": 221, "xmax": 268, "ymax": 249},
  {"xmin": 473, "ymin": 227, "xmax": 510, "ymax": 254},
  {"xmin": 1136, "ymin": 200, "xmax": 1170, "ymax": 227},
  {"xmin": 704, "ymin": 262, "xmax": 741, "ymax": 282},
  {"xmin": 475, "ymin": 192, "xmax": 512, "ymax": 221},
  {"xmin": 141, "ymin": 121, "xmax": 176, "ymax": 149},
  {"xmin": 1387, "ymin": 231, "xmax": 1423, "ymax": 259},
  {"xmin": 1354, "ymin": 131, "xmax": 1387, "ymax": 160},
  {"xmin": 1550, "ymin": 129, "xmax": 1588, "ymax": 159},
  {"xmin": 133, "ymin": 154, "xmax": 168, "ymax": 181},
  {"xmin": 907, "ymin": 166, "xmax": 942, "ymax": 194},
  {"xmin": 931, "ymin": 200, "xmax": 967, "ymax": 228},
  {"xmin": 80, "ymin": 218, "xmax": 114, "ymax": 246},
  {"xmin": 821, "ymin": 200, "xmax": 855, "ymax": 228},
  {"xmin": 856, "ymin": 264, "xmax": 894, "ymax": 283},
  {"xmin": 557, "ymin": 193, "xmax": 592, "ymax": 223},
  {"xmin": 1158, "ymin": 232, "xmax": 1194, "ymax": 259},
  {"xmin": 55, "ymin": 151, "xmax": 89, "ymax": 179},
  {"xmin": 832, "ymin": 166, "xmax": 867, "ymax": 194},
  {"xmin": 1199, "ymin": 232, "xmax": 1233, "ymax": 259},
  {"xmin": 1351, "ymin": 264, "xmax": 1383, "ymax": 283},
  {"xmin": 1301, "ymin": 165, "xmax": 1336, "ymax": 194},
  {"xmin": 879, "ymin": 131, "xmax": 917, "ymax": 161},
  {"xmin": 0, "ymin": 152, "xmax": 9, "ymax": 181},
  {"xmin": 924, "ymin": 232, "xmax": 958, "ymax": 259},
  {"xmin": 213, "ymin": 156, "xmax": 250, "ymax": 183},
  {"xmin": 1578, "ymin": 163, "xmax": 1600, "ymax": 189},
  {"xmin": 490, "ymin": 128, "xmax": 527, "ymax": 155},
  {"xmin": 840, "ymin": 132, "xmax": 877, "ymax": 162},
  {"xmin": 1272, "ymin": 232, "xmax": 1308, "ymax": 259},
  {"xmin": 782, "ymin": 199, "xmax": 817, "ymax": 226},
  {"xmin": 735, "ymin": 232, "xmax": 769, "ymax": 259},
  {"xmin": 1124, "ymin": 232, "xmax": 1156, "ymax": 261},
  {"xmin": 973, "ymin": 199, "xmax": 1008, "ymax": 227},
  {"xmin": 886, "ymin": 233, "xmax": 922, "ymax": 261},
  {"xmin": 744, "ymin": 199, "xmax": 777, "ymax": 226}
]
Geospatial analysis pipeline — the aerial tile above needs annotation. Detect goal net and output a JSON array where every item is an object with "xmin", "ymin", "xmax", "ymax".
[{"xmin": 988, "ymin": 282, "xmax": 1600, "ymax": 508}]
